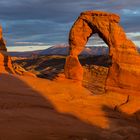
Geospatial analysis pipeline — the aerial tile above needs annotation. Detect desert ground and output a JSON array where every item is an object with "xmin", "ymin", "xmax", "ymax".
[{"xmin": 0, "ymin": 55, "xmax": 139, "ymax": 140}]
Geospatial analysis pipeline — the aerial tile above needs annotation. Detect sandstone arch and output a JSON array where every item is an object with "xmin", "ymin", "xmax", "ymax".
[{"xmin": 64, "ymin": 11, "xmax": 140, "ymax": 95}]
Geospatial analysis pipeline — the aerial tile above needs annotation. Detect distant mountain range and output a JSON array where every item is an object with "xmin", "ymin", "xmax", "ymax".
[
  {"xmin": 10, "ymin": 44, "xmax": 140, "ymax": 57},
  {"xmin": 10, "ymin": 44, "xmax": 109, "ymax": 57}
]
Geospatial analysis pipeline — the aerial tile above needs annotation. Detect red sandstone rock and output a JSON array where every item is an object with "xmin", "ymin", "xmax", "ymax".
[
  {"xmin": 0, "ymin": 26, "xmax": 14, "ymax": 73},
  {"xmin": 64, "ymin": 10, "xmax": 140, "ymax": 95},
  {"xmin": 0, "ymin": 51, "xmax": 15, "ymax": 74},
  {"xmin": 0, "ymin": 26, "xmax": 15, "ymax": 74},
  {"xmin": 64, "ymin": 55, "xmax": 83, "ymax": 81},
  {"xmin": 0, "ymin": 25, "xmax": 7, "ymax": 51},
  {"xmin": 13, "ymin": 63, "xmax": 36, "ymax": 77}
]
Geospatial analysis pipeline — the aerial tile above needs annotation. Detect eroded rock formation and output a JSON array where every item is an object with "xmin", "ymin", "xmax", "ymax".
[
  {"xmin": 0, "ymin": 25, "xmax": 7, "ymax": 51},
  {"xmin": 13, "ymin": 63, "xmax": 36, "ymax": 77},
  {"xmin": 64, "ymin": 11, "xmax": 140, "ymax": 94},
  {"xmin": 0, "ymin": 26, "xmax": 36, "ymax": 77},
  {"xmin": 0, "ymin": 26, "xmax": 15, "ymax": 74}
]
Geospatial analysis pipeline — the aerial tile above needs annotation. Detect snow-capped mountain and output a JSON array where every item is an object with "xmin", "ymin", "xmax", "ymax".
[
  {"xmin": 10, "ymin": 44, "xmax": 140, "ymax": 57},
  {"xmin": 36, "ymin": 44, "xmax": 109, "ymax": 56}
]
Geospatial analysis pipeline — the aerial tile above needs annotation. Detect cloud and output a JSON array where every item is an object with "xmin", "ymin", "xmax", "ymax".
[
  {"xmin": 7, "ymin": 45, "xmax": 51, "ymax": 52},
  {"xmin": 0, "ymin": 0, "xmax": 139, "ymax": 47},
  {"xmin": 14, "ymin": 41, "xmax": 46, "ymax": 46}
]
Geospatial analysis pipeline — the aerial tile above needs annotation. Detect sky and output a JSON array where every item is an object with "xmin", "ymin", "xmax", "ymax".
[{"xmin": 0, "ymin": 0, "xmax": 140, "ymax": 51}]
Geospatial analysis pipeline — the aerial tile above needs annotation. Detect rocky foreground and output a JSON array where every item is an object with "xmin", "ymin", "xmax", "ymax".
[
  {"xmin": 0, "ymin": 55, "xmax": 135, "ymax": 139},
  {"xmin": 0, "ymin": 72, "xmax": 140, "ymax": 140}
]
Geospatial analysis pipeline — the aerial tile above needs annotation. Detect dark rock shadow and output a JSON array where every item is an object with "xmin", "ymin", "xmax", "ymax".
[
  {"xmin": 13, "ymin": 55, "xmax": 66, "ymax": 80},
  {"xmin": 101, "ymin": 105, "xmax": 140, "ymax": 140},
  {"xmin": 80, "ymin": 55, "xmax": 112, "ymax": 67}
]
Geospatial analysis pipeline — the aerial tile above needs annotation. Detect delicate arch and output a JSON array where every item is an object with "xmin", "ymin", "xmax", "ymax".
[{"xmin": 64, "ymin": 11, "xmax": 140, "ymax": 94}]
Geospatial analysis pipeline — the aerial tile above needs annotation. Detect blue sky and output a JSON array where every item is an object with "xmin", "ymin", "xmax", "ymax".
[{"xmin": 0, "ymin": 0, "xmax": 140, "ymax": 50}]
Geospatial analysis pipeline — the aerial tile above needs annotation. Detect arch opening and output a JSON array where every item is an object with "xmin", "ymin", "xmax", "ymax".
[
  {"xmin": 86, "ymin": 33, "xmax": 108, "ymax": 50},
  {"xmin": 81, "ymin": 34, "xmax": 110, "ymax": 94}
]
